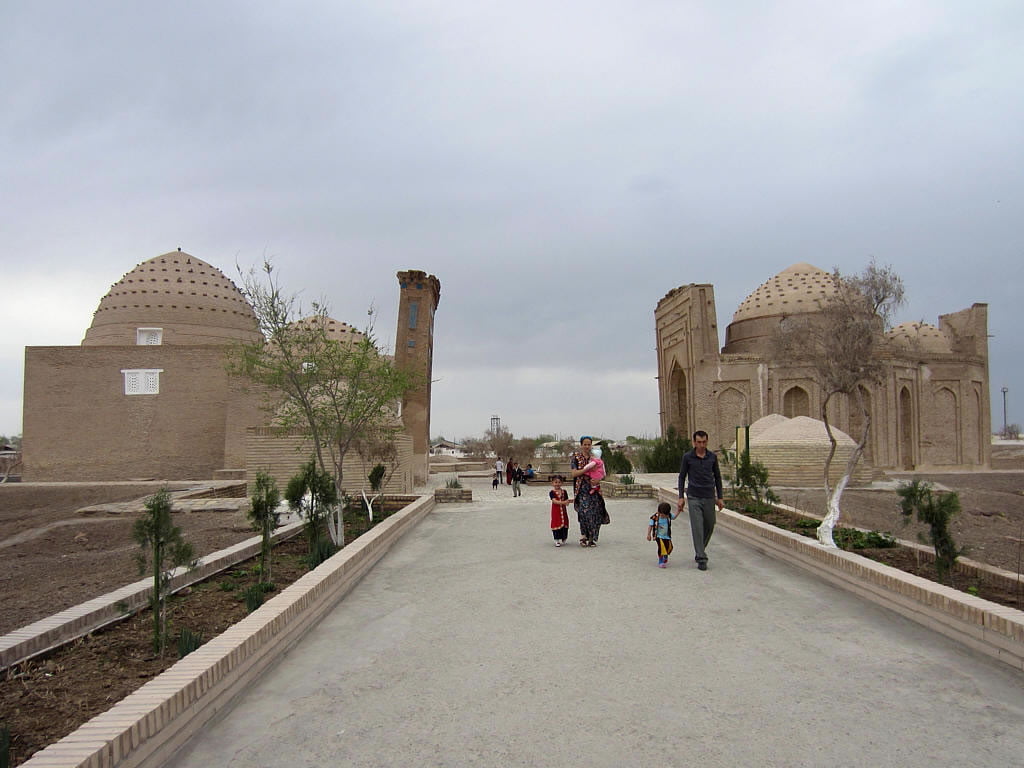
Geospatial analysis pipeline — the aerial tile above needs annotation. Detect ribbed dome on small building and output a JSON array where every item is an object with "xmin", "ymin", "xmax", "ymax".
[
  {"xmin": 82, "ymin": 251, "xmax": 260, "ymax": 346},
  {"xmin": 723, "ymin": 263, "xmax": 837, "ymax": 355},
  {"xmin": 735, "ymin": 415, "xmax": 872, "ymax": 487},
  {"xmin": 886, "ymin": 322, "xmax": 952, "ymax": 354},
  {"xmin": 290, "ymin": 316, "xmax": 366, "ymax": 346}
]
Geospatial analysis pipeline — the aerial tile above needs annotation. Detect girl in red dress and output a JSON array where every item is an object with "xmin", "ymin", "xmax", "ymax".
[{"xmin": 549, "ymin": 476, "xmax": 572, "ymax": 546}]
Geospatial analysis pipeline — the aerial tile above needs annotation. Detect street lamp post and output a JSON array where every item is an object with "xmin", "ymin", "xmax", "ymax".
[{"xmin": 1001, "ymin": 387, "xmax": 1009, "ymax": 435}]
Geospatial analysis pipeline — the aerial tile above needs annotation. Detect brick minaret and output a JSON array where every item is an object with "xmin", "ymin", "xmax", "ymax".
[{"xmin": 395, "ymin": 270, "xmax": 441, "ymax": 484}]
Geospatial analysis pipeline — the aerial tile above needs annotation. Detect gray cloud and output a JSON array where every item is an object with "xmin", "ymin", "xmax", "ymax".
[{"xmin": 3, "ymin": 1, "xmax": 1022, "ymax": 440}]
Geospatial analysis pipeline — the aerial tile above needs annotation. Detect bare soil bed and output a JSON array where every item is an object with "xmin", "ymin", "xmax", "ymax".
[
  {"xmin": 777, "ymin": 470, "xmax": 1024, "ymax": 575},
  {"xmin": 0, "ymin": 483, "xmax": 258, "ymax": 635},
  {"xmin": 0, "ymin": 491, "xmax": 395, "ymax": 767}
]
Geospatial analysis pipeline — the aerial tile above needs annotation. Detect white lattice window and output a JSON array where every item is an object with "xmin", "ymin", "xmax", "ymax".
[
  {"xmin": 121, "ymin": 369, "xmax": 163, "ymax": 395},
  {"xmin": 136, "ymin": 328, "xmax": 163, "ymax": 345}
]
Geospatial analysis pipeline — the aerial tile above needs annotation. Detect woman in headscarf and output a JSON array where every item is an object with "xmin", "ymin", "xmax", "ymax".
[
  {"xmin": 505, "ymin": 457, "xmax": 514, "ymax": 486},
  {"xmin": 570, "ymin": 436, "xmax": 606, "ymax": 547}
]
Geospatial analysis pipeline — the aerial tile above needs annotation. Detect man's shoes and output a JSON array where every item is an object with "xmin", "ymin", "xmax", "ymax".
[{"xmin": 697, "ymin": 561, "xmax": 708, "ymax": 571}]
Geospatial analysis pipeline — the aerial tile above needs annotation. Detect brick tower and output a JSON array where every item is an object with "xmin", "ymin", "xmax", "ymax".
[{"xmin": 394, "ymin": 270, "xmax": 441, "ymax": 484}]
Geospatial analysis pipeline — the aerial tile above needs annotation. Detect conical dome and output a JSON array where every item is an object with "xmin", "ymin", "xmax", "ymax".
[{"xmin": 82, "ymin": 251, "xmax": 260, "ymax": 346}]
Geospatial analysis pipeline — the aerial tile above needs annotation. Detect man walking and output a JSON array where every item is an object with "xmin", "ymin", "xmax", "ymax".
[
  {"xmin": 495, "ymin": 457, "xmax": 505, "ymax": 484},
  {"xmin": 677, "ymin": 430, "xmax": 725, "ymax": 571}
]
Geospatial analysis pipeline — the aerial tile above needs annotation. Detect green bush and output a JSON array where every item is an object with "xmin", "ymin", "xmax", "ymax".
[
  {"xmin": 177, "ymin": 628, "xmax": 204, "ymax": 659},
  {"xmin": 305, "ymin": 536, "xmax": 337, "ymax": 570},
  {"xmin": 242, "ymin": 584, "xmax": 265, "ymax": 613},
  {"xmin": 1, "ymin": 723, "xmax": 10, "ymax": 768},
  {"xmin": 834, "ymin": 528, "xmax": 898, "ymax": 550},
  {"xmin": 897, "ymin": 480, "xmax": 962, "ymax": 584},
  {"xmin": 445, "ymin": 475, "xmax": 462, "ymax": 489},
  {"xmin": 619, "ymin": 474, "xmax": 635, "ymax": 484},
  {"xmin": 368, "ymin": 463, "xmax": 387, "ymax": 491},
  {"xmin": 636, "ymin": 426, "xmax": 691, "ymax": 473}
]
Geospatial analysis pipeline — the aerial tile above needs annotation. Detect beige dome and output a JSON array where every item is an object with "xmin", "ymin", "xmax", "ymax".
[
  {"xmin": 736, "ymin": 415, "xmax": 871, "ymax": 487},
  {"xmin": 83, "ymin": 251, "xmax": 260, "ymax": 346},
  {"xmin": 886, "ymin": 322, "xmax": 951, "ymax": 354},
  {"xmin": 732, "ymin": 263, "xmax": 836, "ymax": 323},
  {"xmin": 290, "ymin": 316, "xmax": 366, "ymax": 345}
]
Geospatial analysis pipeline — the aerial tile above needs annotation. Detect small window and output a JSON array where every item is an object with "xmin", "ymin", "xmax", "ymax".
[
  {"xmin": 407, "ymin": 339, "xmax": 416, "ymax": 347},
  {"xmin": 137, "ymin": 328, "xmax": 163, "ymax": 345},
  {"xmin": 408, "ymin": 301, "xmax": 419, "ymax": 330},
  {"xmin": 122, "ymin": 369, "xmax": 163, "ymax": 395}
]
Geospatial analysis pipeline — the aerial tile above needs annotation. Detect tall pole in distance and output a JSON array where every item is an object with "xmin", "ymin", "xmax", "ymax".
[{"xmin": 1002, "ymin": 387, "xmax": 1009, "ymax": 435}]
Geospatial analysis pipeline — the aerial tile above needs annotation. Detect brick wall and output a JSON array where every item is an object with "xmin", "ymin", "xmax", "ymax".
[
  {"xmin": 245, "ymin": 427, "xmax": 414, "ymax": 495},
  {"xmin": 23, "ymin": 346, "xmax": 240, "ymax": 480}
]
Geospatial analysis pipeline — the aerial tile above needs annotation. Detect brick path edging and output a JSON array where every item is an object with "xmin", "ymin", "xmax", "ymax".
[
  {"xmin": 18, "ymin": 494, "xmax": 437, "ymax": 768},
  {"xmin": 656, "ymin": 488, "xmax": 1024, "ymax": 672},
  {"xmin": 0, "ymin": 522, "xmax": 305, "ymax": 672}
]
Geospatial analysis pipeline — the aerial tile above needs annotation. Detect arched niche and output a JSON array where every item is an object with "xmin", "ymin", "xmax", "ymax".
[{"xmin": 783, "ymin": 386, "xmax": 810, "ymax": 418}]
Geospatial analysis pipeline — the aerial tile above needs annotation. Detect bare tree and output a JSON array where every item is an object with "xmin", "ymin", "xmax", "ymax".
[
  {"xmin": 774, "ymin": 260, "xmax": 905, "ymax": 547},
  {"xmin": 231, "ymin": 261, "xmax": 419, "ymax": 547},
  {"xmin": 484, "ymin": 423, "xmax": 514, "ymax": 460}
]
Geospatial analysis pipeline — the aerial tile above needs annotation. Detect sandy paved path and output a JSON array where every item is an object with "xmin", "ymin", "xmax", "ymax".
[{"xmin": 168, "ymin": 482, "xmax": 1024, "ymax": 768}]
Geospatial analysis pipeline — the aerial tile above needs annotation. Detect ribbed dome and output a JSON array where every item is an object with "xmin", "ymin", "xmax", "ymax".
[
  {"xmin": 886, "ymin": 322, "xmax": 951, "ymax": 354},
  {"xmin": 290, "ymin": 316, "xmax": 366, "ymax": 345},
  {"xmin": 732, "ymin": 263, "xmax": 836, "ymax": 323},
  {"xmin": 82, "ymin": 251, "xmax": 260, "ymax": 346}
]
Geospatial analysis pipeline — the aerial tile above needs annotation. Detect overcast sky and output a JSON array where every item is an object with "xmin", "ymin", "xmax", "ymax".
[{"xmin": 3, "ymin": 1, "xmax": 1022, "ymax": 443}]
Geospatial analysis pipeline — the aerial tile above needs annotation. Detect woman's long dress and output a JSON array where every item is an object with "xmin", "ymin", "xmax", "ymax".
[{"xmin": 571, "ymin": 451, "xmax": 604, "ymax": 543}]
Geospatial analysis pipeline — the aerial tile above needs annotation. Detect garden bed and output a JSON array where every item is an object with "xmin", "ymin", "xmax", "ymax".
[
  {"xmin": 0, "ymin": 505, "xmax": 400, "ymax": 767},
  {"xmin": 733, "ymin": 501, "xmax": 1023, "ymax": 610}
]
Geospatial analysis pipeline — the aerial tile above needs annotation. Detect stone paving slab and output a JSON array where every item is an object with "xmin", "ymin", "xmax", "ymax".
[
  {"xmin": 77, "ymin": 499, "xmax": 250, "ymax": 516},
  {"xmin": 166, "ymin": 480, "xmax": 1024, "ymax": 768}
]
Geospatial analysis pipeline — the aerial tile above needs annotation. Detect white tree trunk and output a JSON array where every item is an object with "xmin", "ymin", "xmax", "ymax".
[{"xmin": 817, "ymin": 390, "xmax": 871, "ymax": 548}]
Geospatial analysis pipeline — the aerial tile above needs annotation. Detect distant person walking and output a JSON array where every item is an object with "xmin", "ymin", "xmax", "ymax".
[
  {"xmin": 549, "ymin": 476, "xmax": 572, "ymax": 546},
  {"xmin": 677, "ymin": 430, "xmax": 724, "ymax": 571},
  {"xmin": 495, "ymin": 458, "xmax": 505, "ymax": 483},
  {"xmin": 505, "ymin": 457, "xmax": 514, "ymax": 486},
  {"xmin": 571, "ymin": 436, "xmax": 607, "ymax": 547},
  {"xmin": 511, "ymin": 462, "xmax": 524, "ymax": 497}
]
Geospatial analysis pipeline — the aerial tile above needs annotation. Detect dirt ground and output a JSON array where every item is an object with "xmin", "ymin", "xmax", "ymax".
[
  {"xmin": 779, "ymin": 469, "xmax": 1024, "ymax": 574},
  {"xmin": 0, "ymin": 483, "xmax": 258, "ymax": 635}
]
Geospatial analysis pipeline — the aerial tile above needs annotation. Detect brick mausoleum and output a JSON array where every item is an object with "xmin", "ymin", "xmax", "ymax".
[
  {"xmin": 655, "ymin": 263, "xmax": 991, "ymax": 472},
  {"xmin": 22, "ymin": 251, "xmax": 440, "ymax": 489}
]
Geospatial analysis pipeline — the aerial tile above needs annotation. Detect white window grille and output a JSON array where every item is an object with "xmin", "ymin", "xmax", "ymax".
[
  {"xmin": 137, "ymin": 328, "xmax": 163, "ymax": 345},
  {"xmin": 121, "ymin": 369, "xmax": 163, "ymax": 395}
]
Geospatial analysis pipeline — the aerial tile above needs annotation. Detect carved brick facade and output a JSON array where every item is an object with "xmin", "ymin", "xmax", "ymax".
[{"xmin": 655, "ymin": 263, "xmax": 990, "ymax": 472}]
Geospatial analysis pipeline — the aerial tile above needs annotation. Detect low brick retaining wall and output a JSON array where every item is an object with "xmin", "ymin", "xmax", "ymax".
[
  {"xmin": 0, "ymin": 522, "xmax": 304, "ymax": 672},
  {"xmin": 656, "ymin": 488, "xmax": 1024, "ymax": 672},
  {"xmin": 19, "ymin": 494, "xmax": 437, "ymax": 768},
  {"xmin": 434, "ymin": 488, "xmax": 473, "ymax": 503},
  {"xmin": 601, "ymin": 481, "xmax": 654, "ymax": 499}
]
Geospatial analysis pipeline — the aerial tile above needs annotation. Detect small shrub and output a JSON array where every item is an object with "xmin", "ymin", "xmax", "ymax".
[
  {"xmin": 1, "ymin": 722, "xmax": 10, "ymax": 768},
  {"xmin": 177, "ymin": 628, "xmax": 204, "ymax": 659},
  {"xmin": 368, "ymin": 463, "xmax": 387, "ymax": 491},
  {"xmin": 445, "ymin": 475, "xmax": 462, "ymax": 489},
  {"xmin": 897, "ymin": 480, "xmax": 962, "ymax": 585},
  {"xmin": 619, "ymin": 474, "xmax": 635, "ymax": 484},
  {"xmin": 305, "ymin": 536, "xmax": 337, "ymax": 570},
  {"xmin": 242, "ymin": 584, "xmax": 265, "ymax": 613},
  {"xmin": 248, "ymin": 471, "xmax": 281, "ymax": 583},
  {"xmin": 834, "ymin": 528, "xmax": 897, "ymax": 550},
  {"xmin": 966, "ymin": 585, "xmax": 980, "ymax": 597},
  {"xmin": 218, "ymin": 580, "xmax": 235, "ymax": 592}
]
